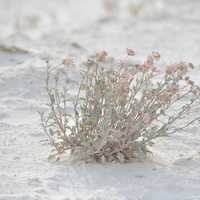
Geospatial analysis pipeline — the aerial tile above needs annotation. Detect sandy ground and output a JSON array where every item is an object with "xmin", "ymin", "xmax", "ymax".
[{"xmin": 0, "ymin": 0, "xmax": 200, "ymax": 199}]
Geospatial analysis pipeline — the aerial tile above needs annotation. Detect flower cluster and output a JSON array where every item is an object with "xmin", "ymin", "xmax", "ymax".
[{"xmin": 40, "ymin": 50, "xmax": 200, "ymax": 163}]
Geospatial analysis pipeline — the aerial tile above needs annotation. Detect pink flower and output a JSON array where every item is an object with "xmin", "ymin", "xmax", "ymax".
[
  {"xmin": 143, "ymin": 55, "xmax": 153, "ymax": 70},
  {"xmin": 152, "ymin": 51, "xmax": 160, "ymax": 61},
  {"xmin": 127, "ymin": 48, "xmax": 136, "ymax": 56}
]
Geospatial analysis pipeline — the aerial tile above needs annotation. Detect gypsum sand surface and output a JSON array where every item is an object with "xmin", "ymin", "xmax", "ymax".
[{"xmin": 0, "ymin": 0, "xmax": 200, "ymax": 199}]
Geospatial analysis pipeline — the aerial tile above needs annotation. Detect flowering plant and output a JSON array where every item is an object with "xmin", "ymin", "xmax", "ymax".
[{"xmin": 40, "ymin": 50, "xmax": 200, "ymax": 163}]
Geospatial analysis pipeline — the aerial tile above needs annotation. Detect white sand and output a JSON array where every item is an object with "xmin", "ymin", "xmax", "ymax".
[{"xmin": 0, "ymin": 0, "xmax": 200, "ymax": 199}]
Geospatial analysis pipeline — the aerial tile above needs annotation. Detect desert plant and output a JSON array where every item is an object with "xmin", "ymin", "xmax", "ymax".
[{"xmin": 40, "ymin": 50, "xmax": 200, "ymax": 163}]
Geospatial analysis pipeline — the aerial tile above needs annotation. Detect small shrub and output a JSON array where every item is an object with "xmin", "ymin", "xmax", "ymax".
[{"xmin": 40, "ymin": 50, "xmax": 200, "ymax": 163}]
